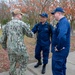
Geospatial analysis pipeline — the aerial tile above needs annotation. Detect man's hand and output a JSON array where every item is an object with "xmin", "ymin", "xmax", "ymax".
[
  {"xmin": 55, "ymin": 47, "xmax": 65, "ymax": 52},
  {"xmin": 55, "ymin": 47, "xmax": 58, "ymax": 51}
]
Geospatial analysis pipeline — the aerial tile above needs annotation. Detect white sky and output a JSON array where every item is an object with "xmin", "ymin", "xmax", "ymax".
[{"xmin": 0, "ymin": 0, "xmax": 18, "ymax": 3}]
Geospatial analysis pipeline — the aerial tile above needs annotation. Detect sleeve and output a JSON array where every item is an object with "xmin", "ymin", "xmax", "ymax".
[
  {"xmin": 32, "ymin": 24, "xmax": 38, "ymax": 34},
  {"xmin": 22, "ymin": 22, "xmax": 34, "ymax": 38},
  {"xmin": 49, "ymin": 24, "xmax": 54, "ymax": 40},
  {"xmin": 56, "ymin": 23, "xmax": 68, "ymax": 51},
  {"xmin": 0, "ymin": 26, "xmax": 7, "ymax": 49}
]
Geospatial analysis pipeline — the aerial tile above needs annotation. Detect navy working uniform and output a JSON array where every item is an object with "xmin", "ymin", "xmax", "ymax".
[
  {"xmin": 0, "ymin": 9, "xmax": 34, "ymax": 75},
  {"xmin": 51, "ymin": 7, "xmax": 70, "ymax": 75}
]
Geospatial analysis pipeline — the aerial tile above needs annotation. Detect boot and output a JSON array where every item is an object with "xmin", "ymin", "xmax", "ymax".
[
  {"xmin": 34, "ymin": 60, "xmax": 42, "ymax": 68},
  {"xmin": 41, "ymin": 64, "xmax": 46, "ymax": 74}
]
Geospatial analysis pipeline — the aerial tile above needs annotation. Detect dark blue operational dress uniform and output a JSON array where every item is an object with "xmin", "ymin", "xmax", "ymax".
[
  {"xmin": 32, "ymin": 12, "xmax": 53, "ymax": 74},
  {"xmin": 51, "ymin": 7, "xmax": 71, "ymax": 75},
  {"xmin": 32, "ymin": 22, "xmax": 53, "ymax": 64}
]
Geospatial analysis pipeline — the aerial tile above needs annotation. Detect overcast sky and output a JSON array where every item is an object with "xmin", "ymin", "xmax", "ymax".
[{"xmin": 0, "ymin": 0, "xmax": 18, "ymax": 3}]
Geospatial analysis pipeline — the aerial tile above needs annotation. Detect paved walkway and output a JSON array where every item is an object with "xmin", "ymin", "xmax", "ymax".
[
  {"xmin": 28, "ymin": 51, "xmax": 75, "ymax": 75},
  {"xmin": 0, "ymin": 51, "xmax": 75, "ymax": 75},
  {"xmin": 0, "ymin": 69, "xmax": 34, "ymax": 75}
]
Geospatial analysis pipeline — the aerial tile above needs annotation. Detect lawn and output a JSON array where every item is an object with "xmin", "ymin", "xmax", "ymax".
[{"xmin": 0, "ymin": 29, "xmax": 75, "ymax": 72}]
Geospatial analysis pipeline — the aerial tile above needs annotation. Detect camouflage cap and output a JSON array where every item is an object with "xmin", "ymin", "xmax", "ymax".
[{"xmin": 12, "ymin": 9, "xmax": 24, "ymax": 15}]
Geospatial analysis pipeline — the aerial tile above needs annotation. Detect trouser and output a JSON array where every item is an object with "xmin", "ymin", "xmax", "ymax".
[
  {"xmin": 8, "ymin": 54, "xmax": 29, "ymax": 75},
  {"xmin": 52, "ymin": 53, "xmax": 67, "ymax": 75},
  {"xmin": 35, "ymin": 44, "xmax": 50, "ymax": 64}
]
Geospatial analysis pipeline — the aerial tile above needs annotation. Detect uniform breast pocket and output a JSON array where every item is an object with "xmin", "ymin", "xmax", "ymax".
[
  {"xmin": 37, "ymin": 27, "xmax": 42, "ymax": 32},
  {"xmin": 44, "ymin": 28, "xmax": 49, "ymax": 32}
]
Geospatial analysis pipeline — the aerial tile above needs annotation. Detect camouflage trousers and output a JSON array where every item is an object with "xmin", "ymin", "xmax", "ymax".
[{"xmin": 8, "ymin": 53, "xmax": 29, "ymax": 75}]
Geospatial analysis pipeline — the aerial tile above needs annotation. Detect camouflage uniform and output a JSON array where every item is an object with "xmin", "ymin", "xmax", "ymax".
[{"xmin": 0, "ymin": 18, "xmax": 34, "ymax": 75}]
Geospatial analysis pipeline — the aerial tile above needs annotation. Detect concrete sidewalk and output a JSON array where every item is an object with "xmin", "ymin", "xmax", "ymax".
[
  {"xmin": 27, "ymin": 51, "xmax": 75, "ymax": 75},
  {"xmin": 0, "ymin": 69, "xmax": 34, "ymax": 75},
  {"xmin": 0, "ymin": 51, "xmax": 75, "ymax": 75}
]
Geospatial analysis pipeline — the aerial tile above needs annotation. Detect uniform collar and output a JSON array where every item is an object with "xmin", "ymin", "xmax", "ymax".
[
  {"xmin": 40, "ymin": 21, "xmax": 48, "ymax": 25},
  {"xmin": 12, "ymin": 17, "xmax": 20, "ymax": 20},
  {"xmin": 57, "ymin": 17, "xmax": 65, "ymax": 25},
  {"xmin": 59, "ymin": 17, "xmax": 65, "ymax": 22}
]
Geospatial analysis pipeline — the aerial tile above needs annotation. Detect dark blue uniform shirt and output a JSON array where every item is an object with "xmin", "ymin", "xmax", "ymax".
[
  {"xmin": 32, "ymin": 22, "xmax": 53, "ymax": 46},
  {"xmin": 52, "ymin": 17, "xmax": 70, "ymax": 53}
]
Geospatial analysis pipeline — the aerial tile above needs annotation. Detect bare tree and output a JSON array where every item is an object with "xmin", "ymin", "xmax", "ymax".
[
  {"xmin": 23, "ymin": 0, "xmax": 53, "ymax": 26},
  {"xmin": 0, "ymin": 1, "xmax": 11, "ymax": 28}
]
